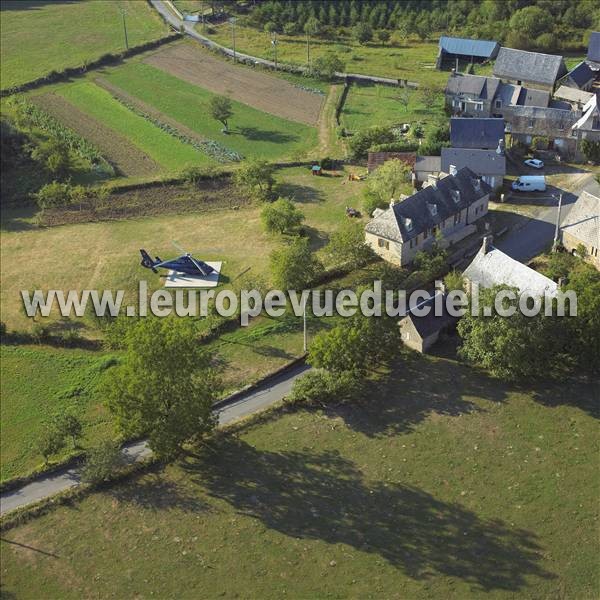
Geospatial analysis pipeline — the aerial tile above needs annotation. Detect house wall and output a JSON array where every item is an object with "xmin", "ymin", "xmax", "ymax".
[
  {"xmin": 365, "ymin": 231, "xmax": 402, "ymax": 265},
  {"xmin": 498, "ymin": 76, "xmax": 554, "ymax": 92},
  {"xmin": 447, "ymin": 95, "xmax": 493, "ymax": 118},
  {"xmin": 561, "ymin": 231, "xmax": 600, "ymax": 270},
  {"xmin": 400, "ymin": 318, "xmax": 441, "ymax": 353}
]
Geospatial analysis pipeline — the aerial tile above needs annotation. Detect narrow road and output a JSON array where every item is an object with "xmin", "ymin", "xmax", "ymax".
[{"xmin": 0, "ymin": 363, "xmax": 310, "ymax": 516}]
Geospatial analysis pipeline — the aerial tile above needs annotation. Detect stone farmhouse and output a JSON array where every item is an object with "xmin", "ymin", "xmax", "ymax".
[
  {"xmin": 560, "ymin": 191, "xmax": 600, "ymax": 270},
  {"xmin": 364, "ymin": 167, "xmax": 491, "ymax": 267}
]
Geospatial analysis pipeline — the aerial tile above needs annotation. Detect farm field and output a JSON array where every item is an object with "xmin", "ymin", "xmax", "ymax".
[
  {"xmin": 101, "ymin": 59, "xmax": 318, "ymax": 161},
  {"xmin": 200, "ymin": 24, "xmax": 448, "ymax": 87},
  {"xmin": 144, "ymin": 42, "xmax": 324, "ymax": 126},
  {"xmin": 55, "ymin": 82, "xmax": 210, "ymax": 173},
  {"xmin": 2, "ymin": 354, "xmax": 597, "ymax": 598},
  {"xmin": 0, "ymin": 344, "xmax": 114, "ymax": 481},
  {"xmin": 0, "ymin": 0, "xmax": 169, "ymax": 90},
  {"xmin": 340, "ymin": 82, "xmax": 446, "ymax": 134}
]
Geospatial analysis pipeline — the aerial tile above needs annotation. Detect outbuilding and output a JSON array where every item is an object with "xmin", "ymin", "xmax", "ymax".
[{"xmin": 437, "ymin": 36, "xmax": 500, "ymax": 69}]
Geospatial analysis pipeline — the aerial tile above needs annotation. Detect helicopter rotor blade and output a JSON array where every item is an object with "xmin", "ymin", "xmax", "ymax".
[
  {"xmin": 187, "ymin": 254, "xmax": 209, "ymax": 276},
  {"xmin": 171, "ymin": 240, "xmax": 187, "ymax": 255}
]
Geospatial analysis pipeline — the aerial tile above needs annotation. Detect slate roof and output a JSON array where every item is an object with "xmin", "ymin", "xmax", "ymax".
[
  {"xmin": 493, "ymin": 48, "xmax": 567, "ymax": 86},
  {"xmin": 463, "ymin": 242, "xmax": 558, "ymax": 297},
  {"xmin": 400, "ymin": 292, "xmax": 458, "ymax": 339},
  {"xmin": 587, "ymin": 31, "xmax": 600, "ymax": 63},
  {"xmin": 450, "ymin": 117, "xmax": 505, "ymax": 149},
  {"xmin": 441, "ymin": 148, "xmax": 506, "ymax": 176},
  {"xmin": 445, "ymin": 73, "xmax": 501, "ymax": 99},
  {"xmin": 414, "ymin": 155, "xmax": 442, "ymax": 173},
  {"xmin": 566, "ymin": 61, "xmax": 595, "ymax": 88},
  {"xmin": 365, "ymin": 167, "xmax": 491, "ymax": 243},
  {"xmin": 495, "ymin": 83, "xmax": 550, "ymax": 108},
  {"xmin": 509, "ymin": 105, "xmax": 579, "ymax": 129},
  {"xmin": 439, "ymin": 36, "xmax": 500, "ymax": 59},
  {"xmin": 560, "ymin": 191, "xmax": 600, "ymax": 249}
]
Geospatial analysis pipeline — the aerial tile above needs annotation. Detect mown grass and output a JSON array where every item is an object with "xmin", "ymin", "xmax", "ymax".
[
  {"xmin": 341, "ymin": 82, "xmax": 446, "ymax": 134},
  {"xmin": 201, "ymin": 24, "xmax": 448, "ymax": 87},
  {"xmin": 0, "ymin": 344, "xmax": 115, "ymax": 481},
  {"xmin": 1, "ymin": 353, "xmax": 597, "ymax": 598},
  {"xmin": 0, "ymin": 0, "xmax": 169, "ymax": 89},
  {"xmin": 101, "ymin": 62, "xmax": 318, "ymax": 161},
  {"xmin": 56, "ymin": 81, "xmax": 210, "ymax": 172}
]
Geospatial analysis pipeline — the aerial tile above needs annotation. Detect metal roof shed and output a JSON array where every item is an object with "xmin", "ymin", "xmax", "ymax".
[{"xmin": 439, "ymin": 36, "xmax": 500, "ymax": 60}]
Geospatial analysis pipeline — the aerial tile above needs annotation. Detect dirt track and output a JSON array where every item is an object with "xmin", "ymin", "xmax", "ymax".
[
  {"xmin": 144, "ymin": 43, "xmax": 323, "ymax": 126},
  {"xmin": 32, "ymin": 93, "xmax": 160, "ymax": 177}
]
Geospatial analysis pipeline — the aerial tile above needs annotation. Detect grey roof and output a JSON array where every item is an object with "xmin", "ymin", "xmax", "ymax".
[
  {"xmin": 441, "ymin": 148, "xmax": 506, "ymax": 176},
  {"xmin": 493, "ymin": 48, "xmax": 567, "ymax": 86},
  {"xmin": 588, "ymin": 31, "xmax": 600, "ymax": 63},
  {"xmin": 509, "ymin": 105, "xmax": 578, "ymax": 128},
  {"xmin": 495, "ymin": 83, "xmax": 550, "ymax": 108},
  {"xmin": 365, "ymin": 167, "xmax": 491, "ymax": 243},
  {"xmin": 414, "ymin": 155, "xmax": 441, "ymax": 173},
  {"xmin": 445, "ymin": 73, "xmax": 501, "ymax": 100},
  {"xmin": 463, "ymin": 243, "xmax": 558, "ymax": 297},
  {"xmin": 401, "ymin": 292, "xmax": 458, "ymax": 339},
  {"xmin": 560, "ymin": 191, "xmax": 600, "ymax": 249},
  {"xmin": 554, "ymin": 85, "xmax": 594, "ymax": 105},
  {"xmin": 439, "ymin": 36, "xmax": 500, "ymax": 59},
  {"xmin": 450, "ymin": 117, "xmax": 505, "ymax": 149},
  {"xmin": 566, "ymin": 61, "xmax": 595, "ymax": 88}
]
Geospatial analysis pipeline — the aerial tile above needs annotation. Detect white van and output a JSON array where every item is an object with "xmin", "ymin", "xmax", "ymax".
[{"xmin": 511, "ymin": 176, "xmax": 546, "ymax": 192}]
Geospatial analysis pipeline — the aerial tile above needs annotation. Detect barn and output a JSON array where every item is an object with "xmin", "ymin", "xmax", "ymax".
[{"xmin": 437, "ymin": 36, "xmax": 500, "ymax": 70}]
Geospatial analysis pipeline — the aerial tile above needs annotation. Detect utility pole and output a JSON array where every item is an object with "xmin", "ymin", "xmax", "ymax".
[
  {"xmin": 229, "ymin": 17, "xmax": 237, "ymax": 63},
  {"xmin": 553, "ymin": 192, "xmax": 563, "ymax": 250},
  {"xmin": 120, "ymin": 7, "xmax": 129, "ymax": 51},
  {"xmin": 306, "ymin": 31, "xmax": 311, "ymax": 73},
  {"xmin": 271, "ymin": 33, "xmax": 278, "ymax": 70}
]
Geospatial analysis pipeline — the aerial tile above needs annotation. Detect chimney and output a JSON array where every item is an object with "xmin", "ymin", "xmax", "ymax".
[
  {"xmin": 496, "ymin": 138, "xmax": 505, "ymax": 155},
  {"xmin": 449, "ymin": 164, "xmax": 458, "ymax": 177},
  {"xmin": 473, "ymin": 177, "xmax": 481, "ymax": 191},
  {"xmin": 389, "ymin": 198, "xmax": 395, "ymax": 209},
  {"xmin": 482, "ymin": 235, "xmax": 493, "ymax": 254}
]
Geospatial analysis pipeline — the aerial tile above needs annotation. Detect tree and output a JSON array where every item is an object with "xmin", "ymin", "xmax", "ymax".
[
  {"xmin": 36, "ymin": 426, "xmax": 66, "ymax": 465},
  {"xmin": 312, "ymin": 52, "xmax": 345, "ymax": 80},
  {"xmin": 52, "ymin": 412, "xmax": 83, "ymax": 448},
  {"xmin": 270, "ymin": 237, "xmax": 323, "ymax": 289},
  {"xmin": 509, "ymin": 6, "xmax": 553, "ymax": 41},
  {"xmin": 31, "ymin": 139, "xmax": 73, "ymax": 179},
  {"xmin": 105, "ymin": 317, "xmax": 219, "ymax": 459},
  {"xmin": 289, "ymin": 369, "xmax": 360, "ymax": 406},
  {"xmin": 348, "ymin": 126, "xmax": 396, "ymax": 159},
  {"xmin": 395, "ymin": 88, "xmax": 410, "ymax": 111},
  {"xmin": 209, "ymin": 95, "xmax": 233, "ymax": 132},
  {"xmin": 444, "ymin": 269, "xmax": 464, "ymax": 293},
  {"xmin": 80, "ymin": 440, "xmax": 125, "ymax": 484},
  {"xmin": 261, "ymin": 197, "xmax": 304, "ymax": 234},
  {"xmin": 581, "ymin": 139, "xmax": 600, "ymax": 164},
  {"xmin": 353, "ymin": 22, "xmax": 373, "ymax": 45},
  {"xmin": 233, "ymin": 159, "xmax": 276, "ymax": 202},
  {"xmin": 377, "ymin": 30, "xmax": 391, "ymax": 45},
  {"xmin": 365, "ymin": 159, "xmax": 412, "ymax": 206},
  {"xmin": 325, "ymin": 220, "xmax": 375, "ymax": 269}
]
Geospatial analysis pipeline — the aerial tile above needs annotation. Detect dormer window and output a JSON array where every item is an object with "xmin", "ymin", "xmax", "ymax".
[
  {"xmin": 451, "ymin": 189, "xmax": 461, "ymax": 204},
  {"xmin": 427, "ymin": 203, "xmax": 438, "ymax": 217},
  {"xmin": 404, "ymin": 217, "xmax": 413, "ymax": 231}
]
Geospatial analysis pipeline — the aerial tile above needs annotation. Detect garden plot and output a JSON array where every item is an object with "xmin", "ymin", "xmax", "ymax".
[
  {"xmin": 32, "ymin": 93, "xmax": 160, "ymax": 178},
  {"xmin": 144, "ymin": 42, "xmax": 324, "ymax": 126}
]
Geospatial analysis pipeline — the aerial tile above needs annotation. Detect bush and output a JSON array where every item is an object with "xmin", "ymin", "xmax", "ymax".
[
  {"xmin": 261, "ymin": 197, "xmax": 304, "ymax": 234},
  {"xmin": 312, "ymin": 52, "xmax": 345, "ymax": 80},
  {"xmin": 80, "ymin": 440, "xmax": 125, "ymax": 484},
  {"xmin": 368, "ymin": 140, "xmax": 419, "ymax": 153},
  {"xmin": 348, "ymin": 126, "xmax": 396, "ymax": 159},
  {"xmin": 289, "ymin": 369, "xmax": 360, "ymax": 405},
  {"xmin": 325, "ymin": 220, "xmax": 375, "ymax": 269},
  {"xmin": 35, "ymin": 181, "xmax": 79, "ymax": 210}
]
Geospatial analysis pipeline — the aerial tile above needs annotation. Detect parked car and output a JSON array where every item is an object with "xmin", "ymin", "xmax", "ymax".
[
  {"xmin": 524, "ymin": 158, "xmax": 544, "ymax": 169},
  {"xmin": 511, "ymin": 175, "xmax": 546, "ymax": 192}
]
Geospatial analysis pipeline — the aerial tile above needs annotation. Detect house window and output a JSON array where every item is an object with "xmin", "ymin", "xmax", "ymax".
[
  {"xmin": 378, "ymin": 238, "xmax": 389, "ymax": 250},
  {"xmin": 409, "ymin": 239, "xmax": 414, "ymax": 249},
  {"xmin": 528, "ymin": 119, "xmax": 534, "ymax": 128},
  {"xmin": 495, "ymin": 99, "xmax": 502, "ymax": 109},
  {"xmin": 454, "ymin": 212, "xmax": 461, "ymax": 225}
]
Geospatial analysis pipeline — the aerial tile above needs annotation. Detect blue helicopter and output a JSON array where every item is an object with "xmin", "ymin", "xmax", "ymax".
[{"xmin": 140, "ymin": 241, "xmax": 216, "ymax": 277}]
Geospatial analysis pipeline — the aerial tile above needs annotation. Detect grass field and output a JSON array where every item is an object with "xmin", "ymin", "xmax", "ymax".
[
  {"xmin": 1, "ymin": 353, "xmax": 597, "ymax": 598},
  {"xmin": 56, "ymin": 81, "xmax": 210, "ymax": 173},
  {"xmin": 101, "ymin": 61, "xmax": 318, "ymax": 160},
  {"xmin": 0, "ymin": 0, "xmax": 169, "ymax": 90},
  {"xmin": 201, "ymin": 24, "xmax": 448, "ymax": 87},
  {"xmin": 341, "ymin": 82, "xmax": 446, "ymax": 134},
  {"xmin": 0, "ymin": 344, "xmax": 115, "ymax": 481}
]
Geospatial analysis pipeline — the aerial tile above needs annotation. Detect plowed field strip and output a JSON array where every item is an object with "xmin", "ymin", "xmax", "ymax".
[
  {"xmin": 94, "ymin": 77, "xmax": 209, "ymax": 146},
  {"xmin": 31, "ymin": 93, "xmax": 160, "ymax": 177},
  {"xmin": 144, "ymin": 42, "xmax": 323, "ymax": 126}
]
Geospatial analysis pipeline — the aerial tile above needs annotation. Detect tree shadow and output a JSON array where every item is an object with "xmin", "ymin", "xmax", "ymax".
[
  {"xmin": 301, "ymin": 224, "xmax": 329, "ymax": 251},
  {"xmin": 103, "ymin": 472, "xmax": 210, "ymax": 514},
  {"xmin": 328, "ymin": 354, "xmax": 507, "ymax": 438},
  {"xmin": 275, "ymin": 182, "xmax": 325, "ymax": 203},
  {"xmin": 181, "ymin": 438, "xmax": 554, "ymax": 592},
  {"xmin": 0, "ymin": 205, "xmax": 40, "ymax": 232},
  {"xmin": 236, "ymin": 126, "xmax": 298, "ymax": 144}
]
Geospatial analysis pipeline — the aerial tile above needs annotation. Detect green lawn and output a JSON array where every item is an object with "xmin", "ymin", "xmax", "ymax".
[
  {"xmin": 2, "ymin": 353, "xmax": 597, "ymax": 598},
  {"xmin": 101, "ymin": 62, "xmax": 318, "ymax": 161},
  {"xmin": 0, "ymin": 0, "xmax": 169, "ymax": 90},
  {"xmin": 341, "ymin": 82, "xmax": 446, "ymax": 134},
  {"xmin": 201, "ymin": 24, "xmax": 448, "ymax": 87},
  {"xmin": 0, "ymin": 344, "xmax": 115, "ymax": 481},
  {"xmin": 56, "ymin": 81, "xmax": 208, "ymax": 172}
]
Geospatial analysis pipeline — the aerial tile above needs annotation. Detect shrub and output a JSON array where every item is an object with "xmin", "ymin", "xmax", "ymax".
[
  {"xmin": 312, "ymin": 52, "xmax": 345, "ymax": 80},
  {"xmin": 261, "ymin": 197, "xmax": 305, "ymax": 234},
  {"xmin": 348, "ymin": 126, "xmax": 395, "ymax": 158},
  {"xmin": 289, "ymin": 369, "xmax": 360, "ymax": 405},
  {"xmin": 80, "ymin": 440, "xmax": 125, "ymax": 484}
]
